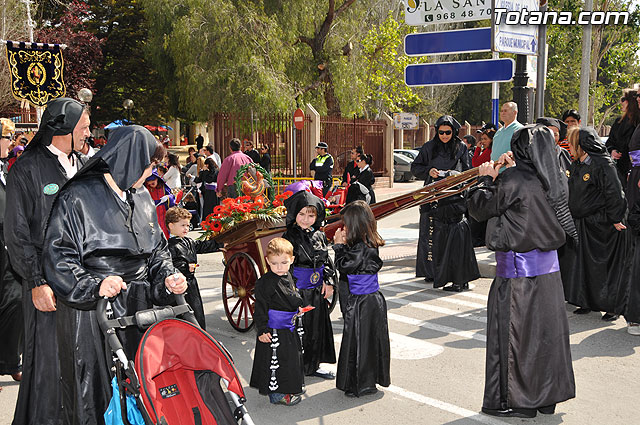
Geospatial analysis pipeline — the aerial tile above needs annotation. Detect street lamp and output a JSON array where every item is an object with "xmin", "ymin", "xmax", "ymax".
[
  {"xmin": 77, "ymin": 88, "xmax": 93, "ymax": 103},
  {"xmin": 123, "ymin": 99, "xmax": 134, "ymax": 124}
]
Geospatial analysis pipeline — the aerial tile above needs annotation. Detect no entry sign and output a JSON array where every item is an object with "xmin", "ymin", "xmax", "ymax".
[{"xmin": 294, "ymin": 108, "xmax": 305, "ymax": 130}]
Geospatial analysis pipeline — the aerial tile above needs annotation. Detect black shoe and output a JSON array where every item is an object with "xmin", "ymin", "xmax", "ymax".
[
  {"xmin": 602, "ymin": 313, "xmax": 619, "ymax": 322},
  {"xmin": 345, "ymin": 391, "xmax": 357, "ymax": 398},
  {"xmin": 359, "ymin": 387, "xmax": 378, "ymax": 396},
  {"xmin": 482, "ymin": 407, "xmax": 537, "ymax": 418},
  {"xmin": 311, "ymin": 369, "xmax": 335, "ymax": 380},
  {"xmin": 538, "ymin": 404, "xmax": 556, "ymax": 415},
  {"xmin": 573, "ymin": 307, "xmax": 591, "ymax": 315},
  {"xmin": 443, "ymin": 283, "xmax": 469, "ymax": 292}
]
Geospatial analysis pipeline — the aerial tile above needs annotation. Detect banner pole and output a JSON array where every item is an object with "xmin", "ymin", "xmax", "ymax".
[{"xmin": 21, "ymin": 0, "xmax": 42, "ymax": 126}]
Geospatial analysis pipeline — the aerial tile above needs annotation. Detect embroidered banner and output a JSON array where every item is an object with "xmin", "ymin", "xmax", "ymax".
[{"xmin": 5, "ymin": 41, "xmax": 66, "ymax": 107}]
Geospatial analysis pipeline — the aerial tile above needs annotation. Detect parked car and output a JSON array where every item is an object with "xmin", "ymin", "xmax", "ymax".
[
  {"xmin": 394, "ymin": 152, "xmax": 414, "ymax": 182},
  {"xmin": 394, "ymin": 149, "xmax": 420, "ymax": 161}
]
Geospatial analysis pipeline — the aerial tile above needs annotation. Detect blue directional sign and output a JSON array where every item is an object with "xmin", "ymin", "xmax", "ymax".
[
  {"xmin": 404, "ymin": 28, "xmax": 492, "ymax": 56},
  {"xmin": 404, "ymin": 59, "xmax": 515, "ymax": 87}
]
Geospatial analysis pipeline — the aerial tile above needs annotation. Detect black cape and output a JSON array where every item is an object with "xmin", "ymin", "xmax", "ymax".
[
  {"xmin": 250, "ymin": 271, "xmax": 304, "ymax": 395},
  {"xmin": 5, "ymin": 97, "xmax": 88, "ymax": 425},
  {"xmin": 167, "ymin": 236, "xmax": 222, "ymax": 329},
  {"xmin": 410, "ymin": 117, "xmax": 478, "ymax": 285},
  {"xmin": 0, "ymin": 158, "xmax": 22, "ymax": 377},
  {"xmin": 346, "ymin": 166, "xmax": 376, "ymax": 204},
  {"xmin": 468, "ymin": 168, "xmax": 575, "ymax": 412},
  {"xmin": 342, "ymin": 160, "xmax": 360, "ymax": 184},
  {"xmin": 560, "ymin": 138, "xmax": 630, "ymax": 313},
  {"xmin": 624, "ymin": 201, "xmax": 640, "ymax": 323},
  {"xmin": 626, "ymin": 125, "xmax": 640, "ymax": 208},
  {"xmin": 42, "ymin": 125, "xmax": 178, "ymax": 425},
  {"xmin": 333, "ymin": 241, "xmax": 390, "ymax": 396},
  {"xmin": 195, "ymin": 169, "xmax": 218, "ymax": 219}
]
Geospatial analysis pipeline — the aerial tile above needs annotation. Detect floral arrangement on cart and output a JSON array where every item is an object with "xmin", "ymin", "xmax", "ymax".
[{"xmin": 199, "ymin": 163, "xmax": 293, "ymax": 239}]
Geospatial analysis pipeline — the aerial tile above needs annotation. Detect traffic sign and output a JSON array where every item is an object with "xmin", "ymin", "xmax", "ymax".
[
  {"xmin": 404, "ymin": 0, "xmax": 493, "ymax": 26},
  {"xmin": 404, "ymin": 28, "xmax": 491, "ymax": 56},
  {"xmin": 493, "ymin": 0, "xmax": 539, "ymax": 55},
  {"xmin": 293, "ymin": 108, "xmax": 305, "ymax": 130},
  {"xmin": 393, "ymin": 113, "xmax": 420, "ymax": 130},
  {"xmin": 404, "ymin": 58, "xmax": 515, "ymax": 87}
]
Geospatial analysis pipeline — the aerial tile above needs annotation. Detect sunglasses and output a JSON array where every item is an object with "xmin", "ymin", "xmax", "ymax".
[{"xmin": 438, "ymin": 130, "xmax": 452, "ymax": 135}]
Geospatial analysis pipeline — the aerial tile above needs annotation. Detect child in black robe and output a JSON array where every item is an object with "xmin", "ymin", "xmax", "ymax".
[
  {"xmin": 282, "ymin": 190, "xmax": 336, "ymax": 378},
  {"xmin": 333, "ymin": 201, "xmax": 391, "ymax": 397},
  {"xmin": 166, "ymin": 207, "xmax": 223, "ymax": 329},
  {"xmin": 250, "ymin": 238, "xmax": 305, "ymax": 406}
]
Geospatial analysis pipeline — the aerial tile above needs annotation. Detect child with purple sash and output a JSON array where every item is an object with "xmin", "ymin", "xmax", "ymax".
[
  {"xmin": 282, "ymin": 190, "xmax": 336, "ymax": 379},
  {"xmin": 249, "ymin": 238, "xmax": 305, "ymax": 406},
  {"xmin": 333, "ymin": 201, "xmax": 391, "ymax": 397}
]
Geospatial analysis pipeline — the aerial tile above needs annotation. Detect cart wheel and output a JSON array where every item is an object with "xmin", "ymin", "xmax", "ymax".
[
  {"xmin": 326, "ymin": 257, "xmax": 338, "ymax": 313},
  {"xmin": 222, "ymin": 252, "xmax": 258, "ymax": 332}
]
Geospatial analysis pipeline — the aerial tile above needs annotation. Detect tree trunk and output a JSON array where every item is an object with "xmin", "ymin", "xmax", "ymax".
[{"xmin": 323, "ymin": 70, "xmax": 341, "ymax": 116}]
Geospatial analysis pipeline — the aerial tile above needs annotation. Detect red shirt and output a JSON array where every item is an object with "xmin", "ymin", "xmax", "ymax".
[{"xmin": 472, "ymin": 147, "xmax": 492, "ymax": 167}]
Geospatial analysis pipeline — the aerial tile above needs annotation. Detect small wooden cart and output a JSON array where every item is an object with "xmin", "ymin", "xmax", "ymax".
[{"xmin": 215, "ymin": 168, "xmax": 478, "ymax": 332}]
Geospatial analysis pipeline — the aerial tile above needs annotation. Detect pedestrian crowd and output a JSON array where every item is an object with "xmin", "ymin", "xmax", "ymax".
[{"xmin": 0, "ymin": 89, "xmax": 639, "ymax": 423}]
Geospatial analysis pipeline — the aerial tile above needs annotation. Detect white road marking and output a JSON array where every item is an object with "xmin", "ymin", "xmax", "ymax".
[
  {"xmin": 379, "ymin": 274, "xmax": 489, "ymax": 301},
  {"xmin": 382, "ymin": 285, "xmax": 487, "ymax": 310},
  {"xmin": 389, "ymin": 332, "xmax": 444, "ymax": 360},
  {"xmin": 385, "ymin": 296, "xmax": 487, "ymax": 323},
  {"xmin": 387, "ymin": 312, "xmax": 486, "ymax": 342},
  {"xmin": 385, "ymin": 385, "xmax": 511, "ymax": 425}
]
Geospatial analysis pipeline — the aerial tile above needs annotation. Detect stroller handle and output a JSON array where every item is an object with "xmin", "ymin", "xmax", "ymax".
[{"xmin": 97, "ymin": 294, "xmax": 198, "ymax": 352}]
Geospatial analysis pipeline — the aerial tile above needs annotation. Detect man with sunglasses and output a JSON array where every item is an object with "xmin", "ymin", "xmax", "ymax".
[{"xmin": 490, "ymin": 102, "xmax": 523, "ymax": 166}]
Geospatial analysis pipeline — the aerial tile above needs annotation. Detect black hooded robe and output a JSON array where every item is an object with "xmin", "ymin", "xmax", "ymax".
[
  {"xmin": 167, "ymin": 236, "xmax": 222, "ymax": 329},
  {"xmin": 4, "ymin": 98, "xmax": 88, "ymax": 425},
  {"xmin": 625, "ymin": 125, "xmax": 640, "ymax": 208},
  {"xmin": 411, "ymin": 116, "xmax": 479, "ymax": 286},
  {"xmin": 606, "ymin": 116, "xmax": 636, "ymax": 186},
  {"xmin": 282, "ymin": 191, "xmax": 336, "ymax": 375},
  {"xmin": 0, "ymin": 158, "xmax": 22, "ymax": 378},
  {"xmin": 560, "ymin": 129, "xmax": 630, "ymax": 314},
  {"xmin": 333, "ymin": 241, "xmax": 390, "ymax": 396},
  {"xmin": 467, "ymin": 125, "xmax": 575, "ymax": 413},
  {"xmin": 249, "ymin": 271, "xmax": 304, "ymax": 396},
  {"xmin": 42, "ymin": 126, "xmax": 178, "ymax": 425},
  {"xmin": 624, "ymin": 201, "xmax": 640, "ymax": 323}
]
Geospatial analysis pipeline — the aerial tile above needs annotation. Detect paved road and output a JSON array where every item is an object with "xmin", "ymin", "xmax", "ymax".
[{"xmin": 0, "ymin": 181, "xmax": 638, "ymax": 424}]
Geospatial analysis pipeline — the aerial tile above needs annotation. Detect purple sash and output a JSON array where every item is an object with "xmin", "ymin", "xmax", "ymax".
[
  {"xmin": 495, "ymin": 249, "xmax": 560, "ymax": 278},
  {"xmin": 292, "ymin": 265, "xmax": 324, "ymax": 290},
  {"xmin": 268, "ymin": 309, "xmax": 297, "ymax": 332},
  {"xmin": 204, "ymin": 182, "xmax": 217, "ymax": 191},
  {"xmin": 629, "ymin": 150, "xmax": 640, "ymax": 167},
  {"xmin": 347, "ymin": 274, "xmax": 380, "ymax": 295}
]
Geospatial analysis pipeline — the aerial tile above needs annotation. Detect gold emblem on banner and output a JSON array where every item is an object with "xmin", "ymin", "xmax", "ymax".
[{"xmin": 583, "ymin": 173, "xmax": 590, "ymax": 182}]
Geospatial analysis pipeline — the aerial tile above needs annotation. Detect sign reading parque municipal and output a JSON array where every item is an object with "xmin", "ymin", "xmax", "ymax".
[{"xmin": 404, "ymin": 0, "xmax": 493, "ymax": 26}]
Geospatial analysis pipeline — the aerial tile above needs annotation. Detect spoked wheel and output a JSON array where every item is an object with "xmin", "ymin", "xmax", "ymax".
[
  {"xmin": 222, "ymin": 252, "xmax": 259, "ymax": 332},
  {"xmin": 326, "ymin": 256, "xmax": 338, "ymax": 313}
]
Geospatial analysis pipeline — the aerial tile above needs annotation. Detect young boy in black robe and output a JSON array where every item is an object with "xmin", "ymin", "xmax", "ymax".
[
  {"xmin": 250, "ymin": 238, "xmax": 305, "ymax": 406},
  {"xmin": 282, "ymin": 190, "xmax": 336, "ymax": 378},
  {"xmin": 166, "ymin": 207, "xmax": 224, "ymax": 329},
  {"xmin": 333, "ymin": 201, "xmax": 391, "ymax": 397}
]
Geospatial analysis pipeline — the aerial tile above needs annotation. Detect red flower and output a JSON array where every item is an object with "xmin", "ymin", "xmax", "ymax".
[
  {"xmin": 214, "ymin": 205, "xmax": 224, "ymax": 214},
  {"xmin": 222, "ymin": 198, "xmax": 236, "ymax": 206},
  {"xmin": 237, "ymin": 195, "xmax": 251, "ymax": 203},
  {"xmin": 200, "ymin": 221, "xmax": 207, "ymax": 229},
  {"xmin": 273, "ymin": 200, "xmax": 282, "ymax": 207},
  {"xmin": 211, "ymin": 221, "xmax": 222, "ymax": 232}
]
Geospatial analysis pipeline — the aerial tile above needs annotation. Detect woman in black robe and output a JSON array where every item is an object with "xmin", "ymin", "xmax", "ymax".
[
  {"xmin": 624, "ymin": 200, "xmax": 640, "ymax": 334},
  {"xmin": 410, "ymin": 115, "xmax": 479, "ymax": 290},
  {"xmin": 282, "ymin": 191, "xmax": 336, "ymax": 377},
  {"xmin": 346, "ymin": 153, "xmax": 376, "ymax": 205},
  {"xmin": 42, "ymin": 125, "xmax": 188, "ymax": 425},
  {"xmin": 467, "ymin": 124, "xmax": 576, "ymax": 418},
  {"xmin": 626, "ymin": 94, "xmax": 640, "ymax": 207},
  {"xmin": 560, "ymin": 127, "xmax": 630, "ymax": 320},
  {"xmin": 333, "ymin": 201, "xmax": 390, "ymax": 397},
  {"xmin": 606, "ymin": 89, "xmax": 640, "ymax": 186},
  {"xmin": 195, "ymin": 157, "xmax": 219, "ymax": 219}
]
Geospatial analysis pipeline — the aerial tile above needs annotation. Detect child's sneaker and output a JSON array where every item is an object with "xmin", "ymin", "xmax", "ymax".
[
  {"xmin": 627, "ymin": 322, "xmax": 640, "ymax": 335},
  {"xmin": 274, "ymin": 394, "xmax": 302, "ymax": 406}
]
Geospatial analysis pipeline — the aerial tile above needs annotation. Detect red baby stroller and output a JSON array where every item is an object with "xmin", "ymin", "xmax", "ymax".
[{"xmin": 98, "ymin": 296, "xmax": 255, "ymax": 425}]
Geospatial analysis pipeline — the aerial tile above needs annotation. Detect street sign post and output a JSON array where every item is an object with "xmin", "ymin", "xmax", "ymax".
[
  {"xmin": 405, "ymin": 58, "xmax": 515, "ymax": 87},
  {"xmin": 404, "ymin": 28, "xmax": 491, "ymax": 56},
  {"xmin": 493, "ymin": 0, "xmax": 539, "ymax": 55},
  {"xmin": 404, "ymin": 0, "xmax": 493, "ymax": 25},
  {"xmin": 393, "ymin": 113, "xmax": 420, "ymax": 130}
]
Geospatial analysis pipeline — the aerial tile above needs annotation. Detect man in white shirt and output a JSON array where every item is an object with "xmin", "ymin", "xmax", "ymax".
[{"xmin": 200, "ymin": 145, "xmax": 221, "ymax": 168}]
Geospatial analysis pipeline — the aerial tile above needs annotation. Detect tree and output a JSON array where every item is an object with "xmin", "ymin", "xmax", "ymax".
[{"xmin": 36, "ymin": 1, "xmax": 103, "ymax": 102}]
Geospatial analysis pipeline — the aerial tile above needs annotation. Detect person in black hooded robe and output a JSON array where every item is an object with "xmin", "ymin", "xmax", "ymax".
[
  {"xmin": 410, "ymin": 115, "xmax": 479, "ymax": 290},
  {"xmin": 559, "ymin": 127, "xmax": 630, "ymax": 320},
  {"xmin": 42, "ymin": 125, "xmax": 188, "ymax": 425},
  {"xmin": 282, "ymin": 190, "xmax": 336, "ymax": 378},
  {"xmin": 5, "ymin": 98, "xmax": 90, "ymax": 425},
  {"xmin": 468, "ymin": 124, "xmax": 576, "ymax": 418},
  {"xmin": 536, "ymin": 117, "xmax": 572, "ymax": 172}
]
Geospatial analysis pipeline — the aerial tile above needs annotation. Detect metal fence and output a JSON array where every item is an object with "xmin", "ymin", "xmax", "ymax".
[
  {"xmin": 210, "ymin": 112, "xmax": 311, "ymax": 177},
  {"xmin": 0, "ymin": 107, "xmax": 38, "ymax": 128},
  {"xmin": 320, "ymin": 116, "xmax": 386, "ymax": 178}
]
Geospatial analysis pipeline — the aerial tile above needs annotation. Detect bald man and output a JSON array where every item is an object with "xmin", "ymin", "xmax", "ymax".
[{"xmin": 490, "ymin": 102, "xmax": 523, "ymax": 164}]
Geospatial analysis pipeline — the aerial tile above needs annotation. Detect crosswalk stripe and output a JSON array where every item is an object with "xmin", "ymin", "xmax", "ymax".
[
  {"xmin": 385, "ymin": 385, "xmax": 511, "ymax": 425},
  {"xmin": 385, "ymin": 296, "xmax": 487, "ymax": 323},
  {"xmin": 382, "ymin": 285, "xmax": 487, "ymax": 309},
  {"xmin": 380, "ymin": 276, "xmax": 489, "ymax": 301},
  {"xmin": 387, "ymin": 312, "xmax": 486, "ymax": 342}
]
